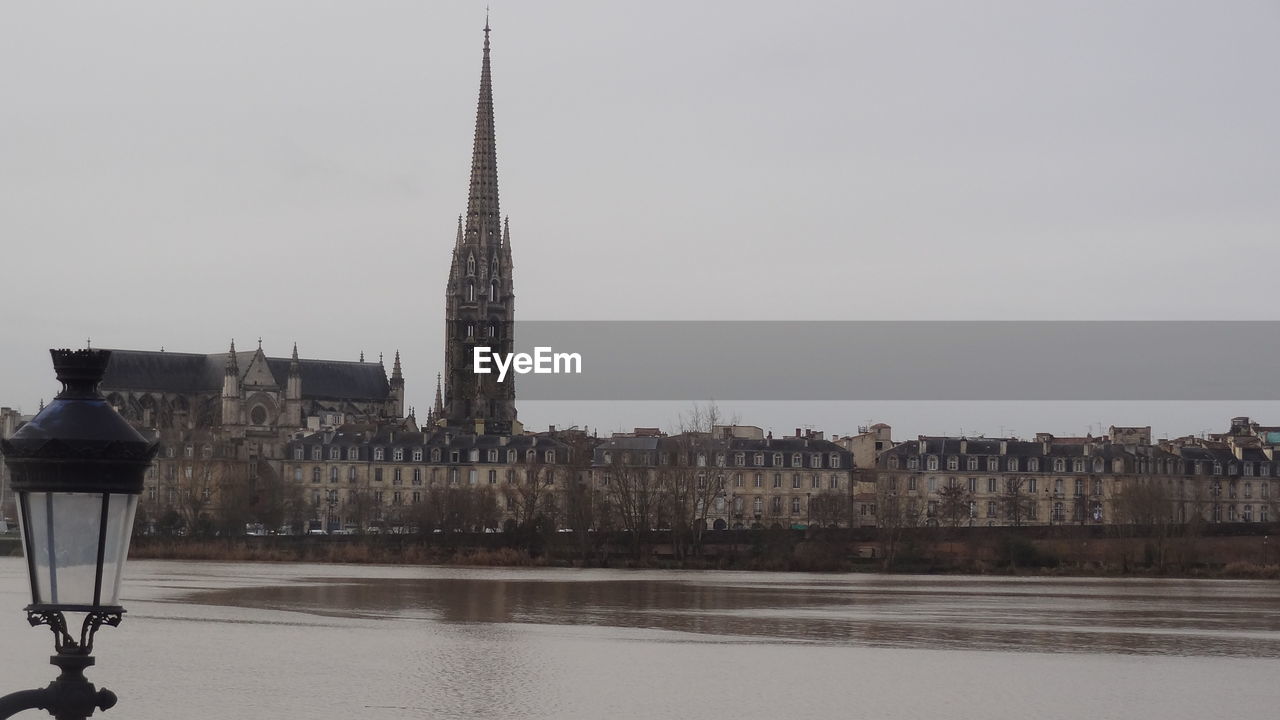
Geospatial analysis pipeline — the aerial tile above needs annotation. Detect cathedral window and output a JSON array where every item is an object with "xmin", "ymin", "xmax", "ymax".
[
  {"xmin": 467, "ymin": 254, "xmax": 476, "ymax": 275},
  {"xmin": 467, "ymin": 283, "xmax": 475, "ymax": 302},
  {"xmin": 489, "ymin": 282, "xmax": 497, "ymax": 302}
]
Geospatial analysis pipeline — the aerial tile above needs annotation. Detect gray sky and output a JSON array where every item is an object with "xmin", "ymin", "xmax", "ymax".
[{"xmin": 2, "ymin": 1, "xmax": 1278, "ymax": 440}]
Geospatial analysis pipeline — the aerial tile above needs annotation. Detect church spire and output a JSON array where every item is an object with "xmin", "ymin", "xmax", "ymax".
[{"xmin": 464, "ymin": 18, "xmax": 500, "ymax": 245}]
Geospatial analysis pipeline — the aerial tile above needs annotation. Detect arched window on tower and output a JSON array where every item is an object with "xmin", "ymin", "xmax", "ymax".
[
  {"xmin": 467, "ymin": 254, "xmax": 476, "ymax": 276},
  {"xmin": 466, "ymin": 283, "xmax": 475, "ymax": 302},
  {"xmin": 489, "ymin": 282, "xmax": 497, "ymax": 302}
]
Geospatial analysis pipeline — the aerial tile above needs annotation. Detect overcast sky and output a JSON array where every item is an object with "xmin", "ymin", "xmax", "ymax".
[{"xmin": 2, "ymin": 1, "xmax": 1278, "ymax": 440}]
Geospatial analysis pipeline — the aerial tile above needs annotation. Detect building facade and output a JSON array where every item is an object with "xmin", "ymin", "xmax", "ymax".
[
  {"xmin": 874, "ymin": 419, "xmax": 1280, "ymax": 529},
  {"xmin": 591, "ymin": 427, "xmax": 855, "ymax": 530}
]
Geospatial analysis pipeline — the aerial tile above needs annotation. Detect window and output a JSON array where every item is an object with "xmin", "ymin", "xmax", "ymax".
[
  {"xmin": 1053, "ymin": 459, "xmax": 1065, "ymax": 472},
  {"xmin": 393, "ymin": 468, "xmax": 402, "ymax": 485},
  {"xmin": 947, "ymin": 456, "xmax": 959, "ymax": 470},
  {"xmin": 413, "ymin": 449, "xmax": 423, "ymax": 462},
  {"xmin": 1027, "ymin": 478, "xmax": 1037, "ymax": 493},
  {"xmin": 927, "ymin": 456, "xmax": 939, "ymax": 471},
  {"xmin": 735, "ymin": 453, "xmax": 745, "ymax": 466},
  {"xmin": 792, "ymin": 474, "xmax": 801, "ymax": 489},
  {"xmin": 809, "ymin": 454, "xmax": 820, "ymax": 468},
  {"xmin": 830, "ymin": 475, "xmax": 840, "ymax": 490},
  {"xmin": 967, "ymin": 457, "xmax": 978, "ymax": 471},
  {"xmin": 294, "ymin": 468, "xmax": 303, "ymax": 482},
  {"xmin": 413, "ymin": 468, "xmax": 422, "ymax": 485},
  {"xmin": 754, "ymin": 473, "xmax": 763, "ymax": 488},
  {"xmin": 888, "ymin": 456, "xmax": 900, "ymax": 470},
  {"xmin": 1052, "ymin": 502, "xmax": 1065, "ymax": 522},
  {"xmin": 374, "ymin": 468, "xmax": 383, "ymax": 482},
  {"xmin": 754, "ymin": 453, "xmax": 764, "ymax": 466},
  {"xmin": 792, "ymin": 453, "xmax": 802, "ymax": 468},
  {"xmin": 431, "ymin": 448, "xmax": 441, "ymax": 462},
  {"xmin": 1243, "ymin": 505, "xmax": 1254, "ymax": 522},
  {"xmin": 791, "ymin": 497, "xmax": 801, "ymax": 515},
  {"xmin": 469, "ymin": 449, "xmax": 480, "ymax": 462},
  {"xmin": 753, "ymin": 497, "xmax": 763, "ymax": 514},
  {"xmin": 348, "ymin": 447, "xmax": 359, "ymax": 461},
  {"xmin": 1028, "ymin": 458, "xmax": 1039, "ymax": 472},
  {"xmin": 1245, "ymin": 462, "xmax": 1254, "ymax": 477},
  {"xmin": 908, "ymin": 477, "xmax": 918, "ymax": 491},
  {"xmin": 1244, "ymin": 482, "xmax": 1253, "ymax": 499},
  {"xmin": 489, "ymin": 469, "xmax": 497, "ymax": 484},
  {"xmin": 1054, "ymin": 478, "xmax": 1063, "ymax": 494},
  {"xmin": 773, "ymin": 453, "xmax": 783, "ymax": 467},
  {"xmin": 773, "ymin": 474, "xmax": 782, "ymax": 489},
  {"xmin": 928, "ymin": 477, "xmax": 938, "ymax": 492},
  {"xmin": 986, "ymin": 501, "xmax": 997, "ymax": 518},
  {"xmin": 312, "ymin": 468, "xmax": 321, "ymax": 483},
  {"xmin": 987, "ymin": 478, "xmax": 997, "ymax": 493},
  {"xmin": 1074, "ymin": 479, "xmax": 1084, "ymax": 496},
  {"xmin": 907, "ymin": 457, "xmax": 919, "ymax": 470},
  {"xmin": 716, "ymin": 453, "xmax": 726, "ymax": 467},
  {"xmin": 507, "ymin": 449, "xmax": 517, "ymax": 464},
  {"xmin": 185, "ymin": 445, "xmax": 195, "ymax": 459},
  {"xmin": 1214, "ymin": 462, "xmax": 1223, "ymax": 475},
  {"xmin": 374, "ymin": 447, "xmax": 384, "ymax": 461},
  {"xmin": 348, "ymin": 467, "xmax": 357, "ymax": 483},
  {"xmin": 329, "ymin": 446, "xmax": 340, "ymax": 460},
  {"xmin": 1072, "ymin": 459, "xmax": 1084, "ymax": 473},
  {"xmin": 830, "ymin": 453, "xmax": 840, "ymax": 468},
  {"xmin": 987, "ymin": 457, "xmax": 998, "ymax": 472},
  {"xmin": 734, "ymin": 473, "xmax": 744, "ymax": 488},
  {"xmin": 310, "ymin": 446, "xmax": 320, "ymax": 461},
  {"xmin": 393, "ymin": 448, "xmax": 404, "ymax": 461},
  {"xmin": 772, "ymin": 497, "xmax": 783, "ymax": 514},
  {"xmin": 811, "ymin": 474, "xmax": 821, "ymax": 489},
  {"xmin": 330, "ymin": 467, "xmax": 338, "ymax": 483},
  {"xmin": 293, "ymin": 447, "xmax": 303, "ymax": 460},
  {"xmin": 968, "ymin": 477, "xmax": 977, "ymax": 493},
  {"xmin": 1008, "ymin": 458, "xmax": 1018, "ymax": 472},
  {"xmin": 545, "ymin": 450, "xmax": 555, "ymax": 463}
]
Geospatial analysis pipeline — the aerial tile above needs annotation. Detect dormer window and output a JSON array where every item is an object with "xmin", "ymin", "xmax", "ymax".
[
  {"xmin": 311, "ymin": 446, "xmax": 321, "ymax": 461},
  {"xmin": 791, "ymin": 453, "xmax": 802, "ymax": 468},
  {"xmin": 967, "ymin": 457, "xmax": 978, "ymax": 471},
  {"xmin": 545, "ymin": 450, "xmax": 555, "ymax": 463},
  {"xmin": 830, "ymin": 453, "xmax": 840, "ymax": 468},
  {"xmin": 772, "ymin": 453, "xmax": 782, "ymax": 467},
  {"xmin": 488, "ymin": 449, "xmax": 498, "ymax": 462},
  {"xmin": 1072, "ymin": 459, "xmax": 1085, "ymax": 473},
  {"xmin": 947, "ymin": 457, "xmax": 958, "ymax": 470},
  {"xmin": 374, "ymin": 447, "xmax": 384, "ymax": 461},
  {"xmin": 1054, "ymin": 458, "xmax": 1065, "ymax": 472},
  {"xmin": 1008, "ymin": 458, "xmax": 1018, "ymax": 472},
  {"xmin": 431, "ymin": 448, "xmax": 441, "ymax": 462},
  {"xmin": 329, "ymin": 446, "xmax": 340, "ymax": 460},
  {"xmin": 413, "ymin": 448, "xmax": 423, "ymax": 462},
  {"xmin": 987, "ymin": 457, "xmax": 998, "ymax": 472},
  {"xmin": 1028, "ymin": 458, "xmax": 1039, "ymax": 472},
  {"xmin": 888, "ymin": 456, "xmax": 899, "ymax": 470},
  {"xmin": 507, "ymin": 449, "xmax": 516, "ymax": 464},
  {"xmin": 926, "ymin": 455, "xmax": 939, "ymax": 471},
  {"xmin": 907, "ymin": 457, "xmax": 919, "ymax": 470},
  {"xmin": 753, "ymin": 453, "xmax": 764, "ymax": 466},
  {"xmin": 393, "ymin": 448, "xmax": 404, "ymax": 462},
  {"xmin": 735, "ymin": 452, "xmax": 745, "ymax": 466}
]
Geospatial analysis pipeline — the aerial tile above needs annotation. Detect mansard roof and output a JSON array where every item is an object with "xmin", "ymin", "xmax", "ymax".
[{"xmin": 101, "ymin": 349, "xmax": 389, "ymax": 402}]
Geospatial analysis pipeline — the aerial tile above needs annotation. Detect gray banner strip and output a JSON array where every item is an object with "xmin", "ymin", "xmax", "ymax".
[{"xmin": 490, "ymin": 321, "xmax": 1280, "ymax": 401}]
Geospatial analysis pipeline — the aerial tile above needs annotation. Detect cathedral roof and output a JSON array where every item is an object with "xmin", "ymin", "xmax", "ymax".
[{"xmin": 101, "ymin": 349, "xmax": 390, "ymax": 401}]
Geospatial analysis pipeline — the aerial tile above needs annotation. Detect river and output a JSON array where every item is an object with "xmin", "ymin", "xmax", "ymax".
[{"xmin": 0, "ymin": 558, "xmax": 1276, "ymax": 719}]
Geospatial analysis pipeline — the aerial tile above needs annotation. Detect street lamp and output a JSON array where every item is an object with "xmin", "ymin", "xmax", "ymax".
[{"xmin": 0, "ymin": 349, "xmax": 159, "ymax": 719}]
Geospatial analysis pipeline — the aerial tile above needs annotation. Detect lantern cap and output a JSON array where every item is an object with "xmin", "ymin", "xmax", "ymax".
[{"xmin": 1, "ymin": 348, "xmax": 159, "ymax": 494}]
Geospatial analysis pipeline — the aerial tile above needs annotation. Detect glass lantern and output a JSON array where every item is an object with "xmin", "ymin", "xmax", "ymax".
[{"xmin": 1, "ymin": 348, "xmax": 158, "ymax": 652}]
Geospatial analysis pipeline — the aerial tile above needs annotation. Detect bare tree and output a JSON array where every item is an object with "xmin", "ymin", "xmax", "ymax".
[
  {"xmin": 1001, "ymin": 476, "xmax": 1038, "ymax": 527},
  {"xmin": 936, "ymin": 481, "xmax": 973, "ymax": 529},
  {"xmin": 809, "ymin": 490, "xmax": 852, "ymax": 528}
]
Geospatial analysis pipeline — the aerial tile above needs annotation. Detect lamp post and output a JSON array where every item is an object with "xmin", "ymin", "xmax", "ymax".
[{"xmin": 0, "ymin": 349, "xmax": 159, "ymax": 720}]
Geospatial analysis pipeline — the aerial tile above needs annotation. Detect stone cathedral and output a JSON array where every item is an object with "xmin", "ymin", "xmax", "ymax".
[{"xmin": 436, "ymin": 21, "xmax": 519, "ymax": 436}]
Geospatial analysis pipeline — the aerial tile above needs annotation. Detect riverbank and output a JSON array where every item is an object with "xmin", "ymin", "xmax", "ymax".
[{"xmin": 109, "ymin": 525, "xmax": 1280, "ymax": 579}]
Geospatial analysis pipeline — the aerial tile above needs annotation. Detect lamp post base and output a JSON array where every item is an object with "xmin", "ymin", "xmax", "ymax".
[{"xmin": 0, "ymin": 652, "xmax": 116, "ymax": 720}]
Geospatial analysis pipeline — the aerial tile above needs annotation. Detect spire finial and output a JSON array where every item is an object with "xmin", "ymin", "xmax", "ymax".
[
  {"xmin": 463, "ymin": 15, "xmax": 499, "ymax": 245},
  {"xmin": 360, "ymin": 351, "xmax": 364, "ymax": 362},
  {"xmin": 291, "ymin": 342, "xmax": 299, "ymax": 361}
]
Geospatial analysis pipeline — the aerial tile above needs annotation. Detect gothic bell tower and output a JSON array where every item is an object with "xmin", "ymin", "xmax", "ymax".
[{"xmin": 443, "ymin": 19, "xmax": 516, "ymax": 434}]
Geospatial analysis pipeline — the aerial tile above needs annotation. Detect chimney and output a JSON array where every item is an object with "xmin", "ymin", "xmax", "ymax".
[
  {"xmin": 960, "ymin": 439, "xmax": 967, "ymax": 455},
  {"xmin": 549, "ymin": 425, "xmax": 556, "ymax": 433},
  {"xmin": 1000, "ymin": 440, "xmax": 1008, "ymax": 455},
  {"xmin": 795, "ymin": 428, "xmax": 801, "ymax": 438}
]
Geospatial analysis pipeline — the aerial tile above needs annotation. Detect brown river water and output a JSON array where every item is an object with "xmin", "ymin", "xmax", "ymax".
[{"xmin": 0, "ymin": 558, "xmax": 1277, "ymax": 719}]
